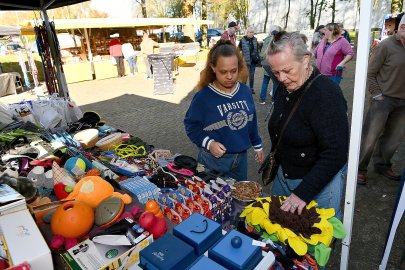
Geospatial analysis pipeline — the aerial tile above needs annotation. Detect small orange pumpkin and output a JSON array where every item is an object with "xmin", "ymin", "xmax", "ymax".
[{"xmin": 145, "ymin": 200, "xmax": 163, "ymax": 218}]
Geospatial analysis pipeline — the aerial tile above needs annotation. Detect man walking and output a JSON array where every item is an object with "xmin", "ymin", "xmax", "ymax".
[
  {"xmin": 140, "ymin": 32, "xmax": 159, "ymax": 80},
  {"xmin": 357, "ymin": 15, "xmax": 405, "ymax": 184},
  {"xmin": 220, "ymin": 21, "xmax": 239, "ymax": 46}
]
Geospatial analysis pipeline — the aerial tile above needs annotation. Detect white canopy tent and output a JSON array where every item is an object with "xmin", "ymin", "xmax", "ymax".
[
  {"xmin": 0, "ymin": 0, "xmax": 90, "ymax": 98},
  {"xmin": 340, "ymin": 0, "xmax": 372, "ymax": 267},
  {"xmin": 0, "ymin": 25, "xmax": 21, "ymax": 37},
  {"xmin": 340, "ymin": 1, "xmax": 404, "ymax": 269}
]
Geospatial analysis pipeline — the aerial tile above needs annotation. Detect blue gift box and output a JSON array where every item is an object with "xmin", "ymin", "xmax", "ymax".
[
  {"xmin": 186, "ymin": 255, "xmax": 228, "ymax": 270},
  {"xmin": 208, "ymin": 230, "xmax": 263, "ymax": 270},
  {"xmin": 139, "ymin": 234, "xmax": 197, "ymax": 270},
  {"xmin": 173, "ymin": 213, "xmax": 222, "ymax": 256}
]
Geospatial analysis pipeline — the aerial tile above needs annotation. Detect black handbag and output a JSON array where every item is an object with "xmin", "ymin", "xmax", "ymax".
[
  {"xmin": 251, "ymin": 52, "xmax": 260, "ymax": 65},
  {"xmin": 258, "ymin": 151, "xmax": 278, "ymax": 185},
  {"xmin": 259, "ymin": 74, "xmax": 321, "ymax": 186}
]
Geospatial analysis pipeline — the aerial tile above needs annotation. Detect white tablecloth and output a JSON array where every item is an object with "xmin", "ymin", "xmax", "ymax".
[{"xmin": 0, "ymin": 73, "xmax": 17, "ymax": 97}]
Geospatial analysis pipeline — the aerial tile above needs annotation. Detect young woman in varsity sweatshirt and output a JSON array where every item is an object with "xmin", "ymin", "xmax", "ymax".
[{"xmin": 184, "ymin": 40, "xmax": 264, "ymax": 181}]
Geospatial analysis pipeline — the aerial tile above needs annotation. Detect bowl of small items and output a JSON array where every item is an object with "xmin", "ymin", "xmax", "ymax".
[{"xmin": 231, "ymin": 181, "xmax": 262, "ymax": 211}]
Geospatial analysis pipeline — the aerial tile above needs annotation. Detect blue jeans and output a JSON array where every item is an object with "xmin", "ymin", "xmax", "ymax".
[
  {"xmin": 271, "ymin": 164, "xmax": 347, "ymax": 219},
  {"xmin": 260, "ymin": 74, "xmax": 270, "ymax": 102},
  {"xmin": 359, "ymin": 96, "xmax": 405, "ymax": 172},
  {"xmin": 328, "ymin": 75, "xmax": 342, "ymax": 85},
  {"xmin": 198, "ymin": 148, "xmax": 248, "ymax": 181},
  {"xmin": 126, "ymin": 55, "xmax": 138, "ymax": 74},
  {"xmin": 260, "ymin": 65, "xmax": 279, "ymax": 102},
  {"xmin": 248, "ymin": 64, "xmax": 256, "ymax": 90}
]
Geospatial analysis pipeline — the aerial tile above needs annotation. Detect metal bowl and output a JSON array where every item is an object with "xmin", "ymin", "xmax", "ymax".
[{"xmin": 231, "ymin": 181, "xmax": 263, "ymax": 210}]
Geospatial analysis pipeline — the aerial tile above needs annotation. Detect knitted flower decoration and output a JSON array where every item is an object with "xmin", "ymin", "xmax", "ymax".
[{"xmin": 240, "ymin": 196, "xmax": 346, "ymax": 267}]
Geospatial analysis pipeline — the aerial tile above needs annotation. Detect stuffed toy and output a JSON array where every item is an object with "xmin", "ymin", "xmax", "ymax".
[{"xmin": 66, "ymin": 176, "xmax": 131, "ymax": 209}]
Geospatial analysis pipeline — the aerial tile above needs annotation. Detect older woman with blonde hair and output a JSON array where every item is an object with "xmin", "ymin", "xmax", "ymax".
[
  {"xmin": 184, "ymin": 39, "xmax": 264, "ymax": 181},
  {"xmin": 313, "ymin": 22, "xmax": 353, "ymax": 85},
  {"xmin": 266, "ymin": 31, "xmax": 349, "ymax": 218}
]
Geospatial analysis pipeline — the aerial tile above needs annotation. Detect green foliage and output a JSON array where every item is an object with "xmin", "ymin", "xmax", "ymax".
[
  {"xmin": 391, "ymin": 0, "xmax": 403, "ymax": 13},
  {"xmin": 0, "ymin": 53, "xmax": 44, "ymax": 83}
]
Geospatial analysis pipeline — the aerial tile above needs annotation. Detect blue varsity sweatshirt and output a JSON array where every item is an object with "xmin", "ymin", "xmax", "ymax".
[{"xmin": 184, "ymin": 82, "xmax": 262, "ymax": 153}]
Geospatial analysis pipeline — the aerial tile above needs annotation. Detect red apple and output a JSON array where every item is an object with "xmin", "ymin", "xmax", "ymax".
[
  {"xmin": 149, "ymin": 217, "xmax": 167, "ymax": 239},
  {"xmin": 139, "ymin": 211, "xmax": 156, "ymax": 230}
]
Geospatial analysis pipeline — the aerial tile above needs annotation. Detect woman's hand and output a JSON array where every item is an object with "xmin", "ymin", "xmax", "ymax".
[
  {"xmin": 280, "ymin": 193, "xmax": 307, "ymax": 215},
  {"xmin": 255, "ymin": 150, "xmax": 264, "ymax": 164},
  {"xmin": 336, "ymin": 63, "xmax": 345, "ymax": 71},
  {"xmin": 209, "ymin": 141, "xmax": 227, "ymax": 158}
]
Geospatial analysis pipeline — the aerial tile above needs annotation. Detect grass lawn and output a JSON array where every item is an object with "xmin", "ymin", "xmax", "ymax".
[{"xmin": 0, "ymin": 53, "xmax": 44, "ymax": 83}]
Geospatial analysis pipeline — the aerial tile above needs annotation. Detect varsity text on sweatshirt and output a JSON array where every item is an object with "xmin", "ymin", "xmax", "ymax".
[{"xmin": 184, "ymin": 82, "xmax": 262, "ymax": 153}]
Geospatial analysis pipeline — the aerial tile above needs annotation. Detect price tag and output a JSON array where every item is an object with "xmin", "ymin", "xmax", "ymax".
[{"xmin": 252, "ymin": 240, "xmax": 266, "ymax": 247}]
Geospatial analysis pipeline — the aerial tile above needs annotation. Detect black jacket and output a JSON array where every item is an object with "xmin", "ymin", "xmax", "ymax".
[{"xmin": 268, "ymin": 69, "xmax": 349, "ymax": 203}]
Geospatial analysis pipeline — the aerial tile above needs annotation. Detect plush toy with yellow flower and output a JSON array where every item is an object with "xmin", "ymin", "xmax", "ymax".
[{"xmin": 240, "ymin": 196, "xmax": 346, "ymax": 267}]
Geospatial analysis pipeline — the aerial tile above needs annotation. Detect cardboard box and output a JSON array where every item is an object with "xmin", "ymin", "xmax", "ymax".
[
  {"xmin": 61, "ymin": 233, "xmax": 153, "ymax": 270},
  {"xmin": 0, "ymin": 210, "xmax": 52, "ymax": 270}
]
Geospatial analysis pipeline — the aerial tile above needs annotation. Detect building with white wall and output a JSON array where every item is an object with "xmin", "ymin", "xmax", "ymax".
[{"xmin": 248, "ymin": 0, "xmax": 399, "ymax": 32}]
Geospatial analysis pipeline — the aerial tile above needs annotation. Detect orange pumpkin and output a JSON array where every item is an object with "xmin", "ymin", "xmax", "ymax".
[
  {"xmin": 145, "ymin": 200, "xmax": 163, "ymax": 218},
  {"xmin": 51, "ymin": 201, "xmax": 94, "ymax": 238}
]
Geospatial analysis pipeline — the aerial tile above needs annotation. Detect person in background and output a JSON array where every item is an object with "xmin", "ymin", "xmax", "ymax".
[
  {"xmin": 122, "ymin": 42, "xmax": 138, "ymax": 76},
  {"xmin": 238, "ymin": 26, "xmax": 259, "ymax": 95},
  {"xmin": 140, "ymin": 32, "xmax": 160, "ymax": 80},
  {"xmin": 259, "ymin": 25, "xmax": 282, "ymax": 104},
  {"xmin": 311, "ymin": 25, "xmax": 325, "ymax": 50},
  {"xmin": 184, "ymin": 40, "xmax": 264, "ymax": 181},
  {"xmin": 220, "ymin": 21, "xmax": 239, "ymax": 46},
  {"xmin": 266, "ymin": 31, "xmax": 349, "ymax": 218},
  {"xmin": 338, "ymin": 23, "xmax": 351, "ymax": 44},
  {"xmin": 109, "ymin": 33, "xmax": 125, "ymax": 77},
  {"xmin": 313, "ymin": 23, "xmax": 353, "ymax": 85},
  {"xmin": 357, "ymin": 15, "xmax": 405, "ymax": 185}
]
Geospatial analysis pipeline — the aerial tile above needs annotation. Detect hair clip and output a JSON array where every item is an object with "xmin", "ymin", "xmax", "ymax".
[{"xmin": 273, "ymin": 31, "xmax": 287, "ymax": 42}]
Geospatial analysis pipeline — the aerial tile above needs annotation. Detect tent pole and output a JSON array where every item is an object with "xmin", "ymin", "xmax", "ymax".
[
  {"xmin": 41, "ymin": 9, "xmax": 69, "ymax": 98},
  {"xmin": 340, "ymin": 0, "xmax": 372, "ymax": 269},
  {"xmin": 84, "ymin": 28, "xmax": 95, "ymax": 78}
]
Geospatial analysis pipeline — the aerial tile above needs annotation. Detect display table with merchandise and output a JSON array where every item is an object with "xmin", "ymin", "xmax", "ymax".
[{"xmin": 0, "ymin": 107, "xmax": 343, "ymax": 270}]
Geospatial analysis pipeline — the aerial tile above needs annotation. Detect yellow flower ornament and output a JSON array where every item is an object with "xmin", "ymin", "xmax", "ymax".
[{"xmin": 240, "ymin": 196, "xmax": 346, "ymax": 267}]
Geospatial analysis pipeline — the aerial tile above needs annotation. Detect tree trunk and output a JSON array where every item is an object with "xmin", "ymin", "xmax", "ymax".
[
  {"xmin": 316, "ymin": 0, "xmax": 325, "ymax": 28},
  {"xmin": 141, "ymin": 0, "xmax": 147, "ymax": 17},
  {"xmin": 182, "ymin": 0, "xmax": 195, "ymax": 41},
  {"xmin": 284, "ymin": 0, "xmax": 291, "ymax": 29},
  {"xmin": 263, "ymin": 0, "xmax": 269, "ymax": 33},
  {"xmin": 202, "ymin": 0, "xmax": 208, "ymax": 48},
  {"xmin": 309, "ymin": 0, "xmax": 319, "ymax": 29},
  {"xmin": 331, "ymin": 0, "xmax": 336, "ymax": 23}
]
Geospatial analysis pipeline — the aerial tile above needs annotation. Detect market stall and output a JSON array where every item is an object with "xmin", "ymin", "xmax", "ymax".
[
  {"xmin": 0, "ymin": 93, "xmax": 349, "ymax": 269},
  {"xmin": 0, "ymin": 0, "xmax": 91, "ymax": 98},
  {"xmin": 20, "ymin": 18, "xmax": 213, "ymax": 83}
]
